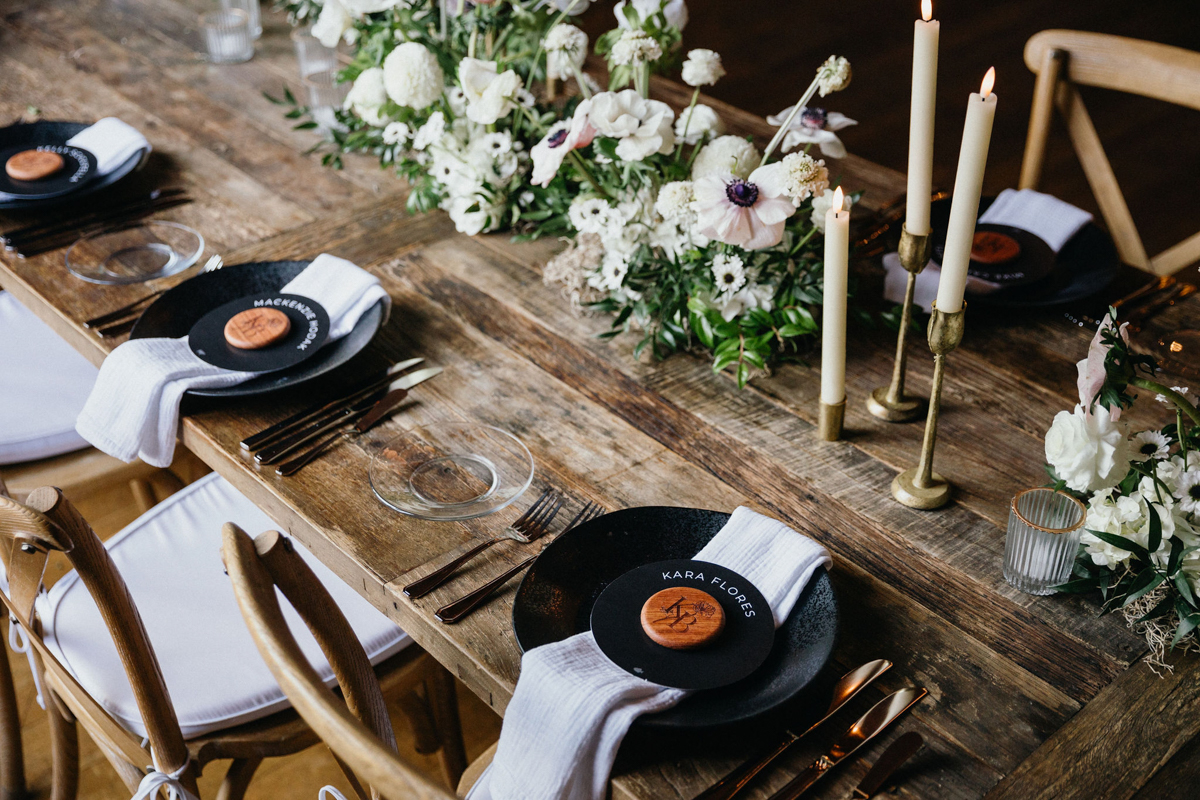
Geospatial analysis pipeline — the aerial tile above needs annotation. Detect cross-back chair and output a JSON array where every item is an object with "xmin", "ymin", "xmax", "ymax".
[
  {"xmin": 0, "ymin": 476, "xmax": 465, "ymax": 800},
  {"xmin": 222, "ymin": 524, "xmax": 494, "ymax": 800},
  {"xmin": 1020, "ymin": 29, "xmax": 1200, "ymax": 276}
]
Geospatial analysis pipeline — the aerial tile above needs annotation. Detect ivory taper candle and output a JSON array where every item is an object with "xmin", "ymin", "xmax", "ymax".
[
  {"xmin": 821, "ymin": 186, "xmax": 850, "ymax": 405},
  {"xmin": 906, "ymin": 0, "xmax": 939, "ymax": 236},
  {"xmin": 935, "ymin": 67, "xmax": 997, "ymax": 314}
]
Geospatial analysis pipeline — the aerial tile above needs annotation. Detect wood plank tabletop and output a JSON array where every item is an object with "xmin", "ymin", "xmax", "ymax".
[{"xmin": 3, "ymin": 3, "xmax": 1200, "ymax": 798}]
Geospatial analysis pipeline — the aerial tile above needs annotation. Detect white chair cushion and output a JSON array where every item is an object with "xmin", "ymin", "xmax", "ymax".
[
  {"xmin": 36, "ymin": 472, "xmax": 411, "ymax": 739},
  {"xmin": 0, "ymin": 291, "xmax": 98, "ymax": 465}
]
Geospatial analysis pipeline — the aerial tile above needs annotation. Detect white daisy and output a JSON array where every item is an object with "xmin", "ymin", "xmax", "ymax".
[
  {"xmin": 1177, "ymin": 469, "xmax": 1200, "ymax": 514},
  {"xmin": 382, "ymin": 122, "xmax": 411, "ymax": 145},
  {"xmin": 1131, "ymin": 430, "xmax": 1170, "ymax": 462},
  {"xmin": 711, "ymin": 253, "xmax": 746, "ymax": 296},
  {"xmin": 568, "ymin": 196, "xmax": 617, "ymax": 235}
]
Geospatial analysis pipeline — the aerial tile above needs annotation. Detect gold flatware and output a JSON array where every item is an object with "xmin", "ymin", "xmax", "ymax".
[
  {"xmin": 403, "ymin": 489, "xmax": 564, "ymax": 599},
  {"xmin": 1127, "ymin": 283, "xmax": 1196, "ymax": 330},
  {"xmin": 257, "ymin": 366, "xmax": 441, "ymax": 466},
  {"xmin": 766, "ymin": 688, "xmax": 927, "ymax": 800},
  {"xmin": 852, "ymin": 730, "xmax": 924, "ymax": 799},
  {"xmin": 694, "ymin": 659, "xmax": 894, "ymax": 800},
  {"xmin": 434, "ymin": 501, "xmax": 605, "ymax": 624},
  {"xmin": 2, "ymin": 187, "xmax": 187, "ymax": 246},
  {"xmin": 91, "ymin": 254, "xmax": 224, "ymax": 337},
  {"xmin": 241, "ymin": 357, "xmax": 424, "ymax": 452}
]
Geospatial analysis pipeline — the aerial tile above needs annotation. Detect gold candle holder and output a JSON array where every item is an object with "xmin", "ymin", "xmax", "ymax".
[
  {"xmin": 892, "ymin": 303, "xmax": 965, "ymax": 510},
  {"xmin": 819, "ymin": 399, "xmax": 845, "ymax": 442},
  {"xmin": 867, "ymin": 225, "xmax": 931, "ymax": 422}
]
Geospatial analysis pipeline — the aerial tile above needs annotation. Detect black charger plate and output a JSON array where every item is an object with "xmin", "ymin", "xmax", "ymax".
[
  {"xmin": 513, "ymin": 507, "xmax": 838, "ymax": 732},
  {"xmin": 929, "ymin": 196, "xmax": 1119, "ymax": 308},
  {"xmin": 0, "ymin": 121, "xmax": 144, "ymax": 210},
  {"xmin": 130, "ymin": 261, "xmax": 385, "ymax": 398}
]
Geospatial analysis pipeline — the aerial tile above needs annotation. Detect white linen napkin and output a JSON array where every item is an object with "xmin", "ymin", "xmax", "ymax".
[
  {"xmin": 884, "ymin": 189, "xmax": 1093, "ymax": 311},
  {"xmin": 65, "ymin": 117, "xmax": 151, "ymax": 175},
  {"xmin": 466, "ymin": 507, "xmax": 832, "ymax": 800},
  {"xmin": 75, "ymin": 254, "xmax": 390, "ymax": 468}
]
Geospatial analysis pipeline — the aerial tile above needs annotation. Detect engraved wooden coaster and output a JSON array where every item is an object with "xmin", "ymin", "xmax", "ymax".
[
  {"xmin": 5, "ymin": 149, "xmax": 64, "ymax": 181},
  {"xmin": 223, "ymin": 307, "xmax": 291, "ymax": 350},
  {"xmin": 970, "ymin": 230, "xmax": 1021, "ymax": 264},
  {"xmin": 640, "ymin": 587, "xmax": 725, "ymax": 650}
]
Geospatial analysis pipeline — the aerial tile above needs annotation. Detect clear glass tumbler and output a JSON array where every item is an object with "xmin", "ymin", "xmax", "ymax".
[
  {"xmin": 221, "ymin": 0, "xmax": 262, "ymax": 39},
  {"xmin": 1003, "ymin": 488, "xmax": 1086, "ymax": 595},
  {"xmin": 292, "ymin": 27, "xmax": 338, "ymax": 77},
  {"xmin": 201, "ymin": 9, "xmax": 254, "ymax": 64}
]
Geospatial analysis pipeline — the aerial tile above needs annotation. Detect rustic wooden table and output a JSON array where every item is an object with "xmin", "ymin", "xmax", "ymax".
[{"xmin": 3, "ymin": 2, "xmax": 1200, "ymax": 798}]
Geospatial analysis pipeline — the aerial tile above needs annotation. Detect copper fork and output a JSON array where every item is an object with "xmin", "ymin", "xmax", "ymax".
[{"xmin": 402, "ymin": 488, "xmax": 564, "ymax": 599}]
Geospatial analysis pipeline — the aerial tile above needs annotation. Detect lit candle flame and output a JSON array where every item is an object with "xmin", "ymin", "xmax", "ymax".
[
  {"xmin": 832, "ymin": 186, "xmax": 845, "ymax": 214},
  {"xmin": 921, "ymin": 0, "xmax": 932, "ymax": 21},
  {"xmin": 980, "ymin": 66, "xmax": 996, "ymax": 98}
]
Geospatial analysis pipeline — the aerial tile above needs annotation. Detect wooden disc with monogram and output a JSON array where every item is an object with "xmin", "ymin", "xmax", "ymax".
[
  {"xmin": 223, "ymin": 307, "xmax": 292, "ymax": 350},
  {"xmin": 5, "ymin": 149, "xmax": 64, "ymax": 181},
  {"xmin": 640, "ymin": 586, "xmax": 725, "ymax": 649}
]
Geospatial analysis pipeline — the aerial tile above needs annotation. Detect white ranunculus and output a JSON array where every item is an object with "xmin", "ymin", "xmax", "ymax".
[
  {"xmin": 614, "ymin": 0, "xmax": 688, "ymax": 30},
  {"xmin": 458, "ymin": 58, "xmax": 521, "ymax": 125},
  {"xmin": 617, "ymin": 99, "xmax": 674, "ymax": 161},
  {"xmin": 544, "ymin": 24, "xmax": 588, "ymax": 81},
  {"xmin": 343, "ymin": 67, "xmax": 389, "ymax": 127},
  {"xmin": 681, "ymin": 49, "xmax": 724, "ymax": 87},
  {"xmin": 382, "ymin": 42, "xmax": 445, "ymax": 110},
  {"xmin": 1045, "ymin": 403, "xmax": 1131, "ymax": 493},
  {"xmin": 690, "ymin": 135, "xmax": 761, "ymax": 180},
  {"xmin": 673, "ymin": 103, "xmax": 723, "ymax": 145},
  {"xmin": 312, "ymin": 0, "xmax": 354, "ymax": 48},
  {"xmin": 587, "ymin": 91, "xmax": 675, "ymax": 161}
]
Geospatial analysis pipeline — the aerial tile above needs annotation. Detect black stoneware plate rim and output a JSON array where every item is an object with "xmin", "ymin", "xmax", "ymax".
[
  {"xmin": 130, "ymin": 260, "xmax": 384, "ymax": 398},
  {"xmin": 512, "ymin": 506, "xmax": 838, "ymax": 731},
  {"xmin": 929, "ymin": 196, "xmax": 1119, "ymax": 309},
  {"xmin": 0, "ymin": 121, "xmax": 143, "ymax": 209},
  {"xmin": 0, "ymin": 143, "xmax": 96, "ymax": 200}
]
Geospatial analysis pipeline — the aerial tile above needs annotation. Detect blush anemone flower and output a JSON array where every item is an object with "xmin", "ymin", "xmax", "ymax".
[
  {"xmin": 530, "ymin": 101, "xmax": 597, "ymax": 187},
  {"xmin": 693, "ymin": 166, "xmax": 796, "ymax": 250}
]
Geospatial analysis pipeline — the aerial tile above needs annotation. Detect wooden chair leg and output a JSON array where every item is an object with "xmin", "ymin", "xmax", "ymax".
[
  {"xmin": 45, "ymin": 688, "xmax": 79, "ymax": 800},
  {"xmin": 0, "ymin": 619, "xmax": 27, "ymax": 800},
  {"xmin": 128, "ymin": 479, "xmax": 156, "ymax": 514},
  {"xmin": 426, "ymin": 667, "xmax": 466, "ymax": 790},
  {"xmin": 215, "ymin": 757, "xmax": 262, "ymax": 800}
]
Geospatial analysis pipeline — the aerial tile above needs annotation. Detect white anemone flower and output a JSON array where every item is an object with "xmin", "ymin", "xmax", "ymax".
[
  {"xmin": 458, "ymin": 58, "xmax": 522, "ymax": 125},
  {"xmin": 1131, "ymin": 431, "xmax": 1171, "ymax": 462},
  {"xmin": 587, "ymin": 91, "xmax": 675, "ymax": 162},
  {"xmin": 766, "ymin": 105, "xmax": 858, "ymax": 159}
]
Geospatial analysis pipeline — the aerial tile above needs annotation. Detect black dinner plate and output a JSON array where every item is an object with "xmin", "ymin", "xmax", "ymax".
[
  {"xmin": 0, "ymin": 121, "xmax": 144, "ymax": 210},
  {"xmin": 129, "ymin": 260, "xmax": 385, "ymax": 398},
  {"xmin": 513, "ymin": 507, "xmax": 838, "ymax": 732},
  {"xmin": 929, "ymin": 196, "xmax": 1119, "ymax": 308}
]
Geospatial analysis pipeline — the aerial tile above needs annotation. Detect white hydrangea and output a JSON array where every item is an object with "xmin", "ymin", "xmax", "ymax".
[
  {"xmin": 568, "ymin": 196, "xmax": 618, "ymax": 235},
  {"xmin": 343, "ymin": 67, "xmax": 389, "ymax": 127},
  {"xmin": 545, "ymin": 24, "xmax": 588, "ymax": 81},
  {"xmin": 459, "ymin": 58, "xmax": 522, "ymax": 125},
  {"xmin": 412, "ymin": 111, "xmax": 446, "ymax": 150},
  {"xmin": 674, "ymin": 104, "xmax": 723, "ymax": 145},
  {"xmin": 610, "ymin": 30, "xmax": 663, "ymax": 67},
  {"xmin": 691, "ymin": 135, "xmax": 761, "ymax": 179},
  {"xmin": 382, "ymin": 122, "xmax": 411, "ymax": 146},
  {"xmin": 654, "ymin": 181, "xmax": 695, "ymax": 220},
  {"xmin": 816, "ymin": 55, "xmax": 852, "ymax": 97},
  {"xmin": 681, "ymin": 49, "xmax": 724, "ymax": 87},
  {"xmin": 312, "ymin": 0, "xmax": 355, "ymax": 48},
  {"xmin": 383, "ymin": 42, "xmax": 445, "ymax": 110}
]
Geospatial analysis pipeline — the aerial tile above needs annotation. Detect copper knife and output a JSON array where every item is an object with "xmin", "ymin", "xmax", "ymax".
[
  {"xmin": 694, "ymin": 660, "xmax": 893, "ymax": 800},
  {"xmin": 852, "ymin": 731, "xmax": 923, "ymax": 799},
  {"xmin": 765, "ymin": 688, "xmax": 927, "ymax": 800}
]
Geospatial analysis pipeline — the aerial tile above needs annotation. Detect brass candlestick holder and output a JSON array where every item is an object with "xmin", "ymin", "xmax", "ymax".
[
  {"xmin": 867, "ymin": 225, "xmax": 931, "ymax": 422},
  {"xmin": 819, "ymin": 399, "xmax": 845, "ymax": 442},
  {"xmin": 892, "ymin": 303, "xmax": 965, "ymax": 510}
]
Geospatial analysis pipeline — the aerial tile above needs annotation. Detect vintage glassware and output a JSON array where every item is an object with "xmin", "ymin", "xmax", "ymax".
[
  {"xmin": 201, "ymin": 9, "xmax": 254, "ymax": 64},
  {"xmin": 1003, "ymin": 487, "xmax": 1086, "ymax": 595},
  {"xmin": 221, "ymin": 0, "xmax": 262, "ymax": 39},
  {"xmin": 292, "ymin": 27, "xmax": 338, "ymax": 76}
]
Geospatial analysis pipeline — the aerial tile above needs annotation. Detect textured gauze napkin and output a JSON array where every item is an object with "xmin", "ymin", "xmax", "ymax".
[
  {"xmin": 466, "ymin": 506, "xmax": 832, "ymax": 800},
  {"xmin": 76, "ymin": 254, "xmax": 390, "ymax": 468},
  {"xmin": 65, "ymin": 117, "xmax": 151, "ymax": 175},
  {"xmin": 884, "ymin": 188, "xmax": 1094, "ymax": 312}
]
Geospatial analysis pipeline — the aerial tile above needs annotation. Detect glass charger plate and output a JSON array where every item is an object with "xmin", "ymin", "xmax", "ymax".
[{"xmin": 66, "ymin": 221, "xmax": 203, "ymax": 285}]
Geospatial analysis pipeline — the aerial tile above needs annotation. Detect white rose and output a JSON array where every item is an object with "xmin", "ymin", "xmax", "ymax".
[
  {"xmin": 614, "ymin": 0, "xmax": 688, "ymax": 30},
  {"xmin": 690, "ymin": 134, "xmax": 761, "ymax": 180},
  {"xmin": 382, "ymin": 42, "xmax": 445, "ymax": 110},
  {"xmin": 1045, "ymin": 404, "xmax": 1131, "ymax": 493},
  {"xmin": 343, "ymin": 67, "xmax": 389, "ymax": 127},
  {"xmin": 681, "ymin": 49, "xmax": 725, "ymax": 87},
  {"xmin": 458, "ymin": 58, "xmax": 521, "ymax": 125},
  {"xmin": 673, "ymin": 103, "xmax": 723, "ymax": 145},
  {"xmin": 312, "ymin": 0, "xmax": 354, "ymax": 48}
]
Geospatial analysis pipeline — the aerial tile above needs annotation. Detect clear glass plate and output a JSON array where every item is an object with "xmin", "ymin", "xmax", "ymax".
[
  {"xmin": 66, "ymin": 221, "xmax": 204, "ymax": 285},
  {"xmin": 369, "ymin": 423, "xmax": 534, "ymax": 521}
]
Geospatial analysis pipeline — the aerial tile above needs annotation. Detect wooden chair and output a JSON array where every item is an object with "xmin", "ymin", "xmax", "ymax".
[
  {"xmin": 222, "ymin": 524, "xmax": 496, "ymax": 800},
  {"xmin": 0, "ymin": 479, "xmax": 466, "ymax": 800},
  {"xmin": 1020, "ymin": 30, "xmax": 1200, "ymax": 276}
]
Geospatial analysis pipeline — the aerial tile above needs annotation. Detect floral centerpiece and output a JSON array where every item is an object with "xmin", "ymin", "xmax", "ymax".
[
  {"xmin": 1044, "ymin": 311, "xmax": 1200, "ymax": 669},
  {"xmin": 272, "ymin": 0, "xmax": 859, "ymax": 385}
]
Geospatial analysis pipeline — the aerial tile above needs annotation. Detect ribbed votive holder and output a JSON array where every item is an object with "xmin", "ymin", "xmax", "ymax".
[
  {"xmin": 201, "ymin": 9, "xmax": 254, "ymax": 64},
  {"xmin": 1003, "ymin": 488, "xmax": 1086, "ymax": 595}
]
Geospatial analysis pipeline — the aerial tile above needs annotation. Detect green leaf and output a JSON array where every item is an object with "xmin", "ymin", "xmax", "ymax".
[
  {"xmin": 736, "ymin": 362, "xmax": 750, "ymax": 388},
  {"xmin": 284, "ymin": 85, "xmax": 296, "ymax": 105},
  {"xmin": 1175, "ymin": 571, "xmax": 1197, "ymax": 607},
  {"xmin": 1168, "ymin": 536, "xmax": 1185, "ymax": 577},
  {"xmin": 1053, "ymin": 577, "xmax": 1102, "ymax": 594},
  {"xmin": 1171, "ymin": 612, "xmax": 1200, "ymax": 649},
  {"xmin": 691, "ymin": 312, "xmax": 715, "ymax": 349},
  {"xmin": 1146, "ymin": 502, "xmax": 1163, "ymax": 553},
  {"xmin": 1123, "ymin": 571, "xmax": 1166, "ymax": 606},
  {"xmin": 293, "ymin": 121, "xmax": 319, "ymax": 130},
  {"xmin": 712, "ymin": 349, "xmax": 739, "ymax": 372},
  {"xmin": 1137, "ymin": 593, "xmax": 1176, "ymax": 623}
]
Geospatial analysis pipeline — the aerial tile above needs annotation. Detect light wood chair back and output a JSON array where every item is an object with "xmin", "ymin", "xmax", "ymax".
[
  {"xmin": 1020, "ymin": 29, "xmax": 1200, "ymax": 275},
  {"xmin": 0, "ymin": 484, "xmax": 198, "ymax": 794},
  {"xmin": 221, "ymin": 523, "xmax": 456, "ymax": 800}
]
